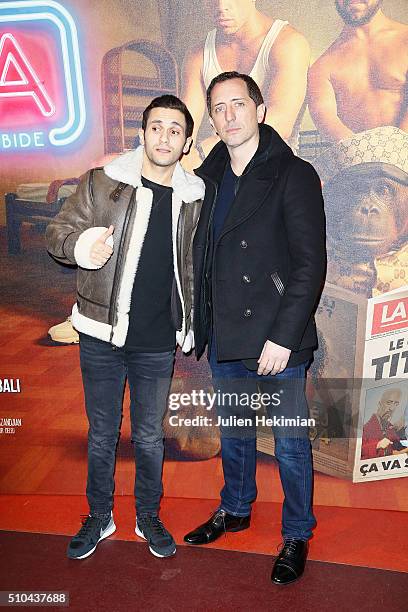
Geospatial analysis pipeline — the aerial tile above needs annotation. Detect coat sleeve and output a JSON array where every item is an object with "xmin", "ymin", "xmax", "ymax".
[
  {"xmin": 45, "ymin": 170, "xmax": 96, "ymax": 265},
  {"xmin": 267, "ymin": 157, "xmax": 326, "ymax": 351}
]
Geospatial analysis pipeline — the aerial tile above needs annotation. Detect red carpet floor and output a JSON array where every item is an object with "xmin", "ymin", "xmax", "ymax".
[{"xmin": 1, "ymin": 530, "xmax": 406, "ymax": 612}]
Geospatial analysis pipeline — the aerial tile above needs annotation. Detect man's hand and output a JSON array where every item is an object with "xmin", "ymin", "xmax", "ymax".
[
  {"xmin": 257, "ymin": 340, "xmax": 291, "ymax": 375},
  {"xmin": 90, "ymin": 225, "xmax": 114, "ymax": 267},
  {"xmin": 376, "ymin": 437, "xmax": 393, "ymax": 450}
]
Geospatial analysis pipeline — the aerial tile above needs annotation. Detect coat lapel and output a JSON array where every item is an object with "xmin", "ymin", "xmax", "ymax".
[{"xmin": 219, "ymin": 171, "xmax": 279, "ymax": 237}]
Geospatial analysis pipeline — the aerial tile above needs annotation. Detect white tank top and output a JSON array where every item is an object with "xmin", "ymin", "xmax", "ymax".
[
  {"xmin": 202, "ymin": 19, "xmax": 300, "ymax": 152},
  {"xmin": 202, "ymin": 19, "xmax": 289, "ymax": 90}
]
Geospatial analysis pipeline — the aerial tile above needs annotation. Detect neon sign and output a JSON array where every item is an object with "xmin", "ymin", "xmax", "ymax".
[
  {"xmin": 0, "ymin": 1, "xmax": 86, "ymax": 150},
  {"xmin": 0, "ymin": 33, "xmax": 56, "ymax": 116}
]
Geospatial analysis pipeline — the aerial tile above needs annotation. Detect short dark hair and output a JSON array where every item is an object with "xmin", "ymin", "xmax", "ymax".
[
  {"xmin": 206, "ymin": 71, "xmax": 264, "ymax": 115},
  {"xmin": 142, "ymin": 95, "xmax": 194, "ymax": 138}
]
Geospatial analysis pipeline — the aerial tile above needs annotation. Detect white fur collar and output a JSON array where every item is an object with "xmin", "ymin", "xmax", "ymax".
[{"xmin": 103, "ymin": 145, "xmax": 205, "ymax": 203}]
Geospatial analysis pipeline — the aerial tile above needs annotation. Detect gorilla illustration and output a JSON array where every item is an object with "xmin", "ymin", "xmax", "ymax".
[{"xmin": 315, "ymin": 127, "xmax": 408, "ymax": 296}]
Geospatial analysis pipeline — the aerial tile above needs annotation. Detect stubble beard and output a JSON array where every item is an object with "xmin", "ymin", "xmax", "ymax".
[
  {"xmin": 145, "ymin": 147, "xmax": 179, "ymax": 169},
  {"xmin": 335, "ymin": 0, "xmax": 382, "ymax": 27}
]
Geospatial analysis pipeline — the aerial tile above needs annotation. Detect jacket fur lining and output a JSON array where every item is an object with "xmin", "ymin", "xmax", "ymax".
[{"xmin": 103, "ymin": 145, "xmax": 205, "ymax": 202}]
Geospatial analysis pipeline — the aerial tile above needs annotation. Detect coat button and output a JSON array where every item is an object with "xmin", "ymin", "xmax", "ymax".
[
  {"xmin": 244, "ymin": 309, "xmax": 252, "ymax": 317},
  {"xmin": 240, "ymin": 240, "xmax": 248, "ymax": 248},
  {"xmin": 242, "ymin": 274, "xmax": 251, "ymax": 283}
]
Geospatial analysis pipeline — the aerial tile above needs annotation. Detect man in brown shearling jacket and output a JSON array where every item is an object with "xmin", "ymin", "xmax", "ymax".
[{"xmin": 46, "ymin": 95, "xmax": 204, "ymax": 560}]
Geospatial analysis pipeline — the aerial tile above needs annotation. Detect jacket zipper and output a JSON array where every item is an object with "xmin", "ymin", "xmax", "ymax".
[
  {"xmin": 199, "ymin": 175, "xmax": 218, "ymax": 334},
  {"xmin": 175, "ymin": 202, "xmax": 186, "ymax": 332},
  {"xmin": 108, "ymin": 188, "xmax": 137, "ymax": 342}
]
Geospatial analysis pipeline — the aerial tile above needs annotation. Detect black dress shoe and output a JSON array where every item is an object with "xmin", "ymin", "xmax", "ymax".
[
  {"xmin": 271, "ymin": 539, "xmax": 308, "ymax": 585},
  {"xmin": 184, "ymin": 509, "xmax": 250, "ymax": 545}
]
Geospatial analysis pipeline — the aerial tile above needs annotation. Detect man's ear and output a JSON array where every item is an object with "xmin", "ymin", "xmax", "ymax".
[
  {"xmin": 138, "ymin": 128, "xmax": 145, "ymax": 145},
  {"xmin": 257, "ymin": 104, "xmax": 266, "ymax": 124},
  {"xmin": 183, "ymin": 136, "xmax": 193, "ymax": 154}
]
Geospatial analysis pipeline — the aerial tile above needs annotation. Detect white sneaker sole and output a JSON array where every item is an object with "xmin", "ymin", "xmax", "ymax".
[
  {"xmin": 48, "ymin": 333, "xmax": 79, "ymax": 344},
  {"xmin": 72, "ymin": 521, "xmax": 117, "ymax": 560},
  {"xmin": 135, "ymin": 524, "xmax": 176, "ymax": 558}
]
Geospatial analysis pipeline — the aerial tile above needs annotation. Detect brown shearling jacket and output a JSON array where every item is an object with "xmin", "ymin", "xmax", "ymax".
[{"xmin": 46, "ymin": 147, "xmax": 204, "ymax": 349}]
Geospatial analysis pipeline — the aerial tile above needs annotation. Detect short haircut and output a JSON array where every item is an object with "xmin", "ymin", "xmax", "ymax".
[
  {"xmin": 142, "ymin": 95, "xmax": 194, "ymax": 138},
  {"xmin": 206, "ymin": 71, "xmax": 264, "ymax": 115}
]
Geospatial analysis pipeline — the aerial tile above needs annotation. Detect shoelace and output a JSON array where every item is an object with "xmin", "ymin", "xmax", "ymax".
[
  {"xmin": 277, "ymin": 538, "xmax": 299, "ymax": 557},
  {"xmin": 210, "ymin": 509, "xmax": 227, "ymax": 537},
  {"xmin": 139, "ymin": 515, "xmax": 167, "ymax": 537},
  {"xmin": 76, "ymin": 514, "xmax": 104, "ymax": 537}
]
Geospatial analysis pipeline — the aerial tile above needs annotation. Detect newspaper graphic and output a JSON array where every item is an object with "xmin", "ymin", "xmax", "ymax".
[
  {"xmin": 354, "ymin": 287, "xmax": 408, "ymax": 482},
  {"xmin": 257, "ymin": 284, "xmax": 408, "ymax": 482}
]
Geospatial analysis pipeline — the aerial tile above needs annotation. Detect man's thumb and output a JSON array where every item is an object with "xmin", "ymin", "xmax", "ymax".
[{"xmin": 100, "ymin": 225, "xmax": 114, "ymax": 242}]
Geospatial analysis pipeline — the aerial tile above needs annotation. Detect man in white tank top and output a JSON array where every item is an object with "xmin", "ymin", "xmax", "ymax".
[{"xmin": 182, "ymin": 0, "xmax": 310, "ymax": 167}]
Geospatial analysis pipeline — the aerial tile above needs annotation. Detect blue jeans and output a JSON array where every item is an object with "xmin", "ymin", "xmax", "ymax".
[
  {"xmin": 209, "ymin": 343, "xmax": 316, "ymax": 541},
  {"xmin": 79, "ymin": 333, "xmax": 174, "ymax": 516}
]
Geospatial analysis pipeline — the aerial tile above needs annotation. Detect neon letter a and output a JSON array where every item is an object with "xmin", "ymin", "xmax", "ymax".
[{"xmin": 0, "ymin": 33, "xmax": 55, "ymax": 116}]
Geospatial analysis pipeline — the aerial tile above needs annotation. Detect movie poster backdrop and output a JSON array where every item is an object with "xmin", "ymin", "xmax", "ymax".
[{"xmin": 1, "ymin": 1, "xmax": 407, "ymax": 506}]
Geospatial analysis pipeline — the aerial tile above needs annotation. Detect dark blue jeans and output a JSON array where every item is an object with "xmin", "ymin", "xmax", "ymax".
[
  {"xmin": 79, "ymin": 333, "xmax": 174, "ymax": 516},
  {"xmin": 209, "ymin": 343, "xmax": 316, "ymax": 541}
]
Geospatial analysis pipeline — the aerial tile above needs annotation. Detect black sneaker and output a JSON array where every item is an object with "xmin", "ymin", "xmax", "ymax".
[
  {"xmin": 135, "ymin": 514, "xmax": 176, "ymax": 558},
  {"xmin": 67, "ymin": 513, "xmax": 116, "ymax": 559}
]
